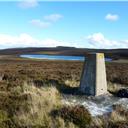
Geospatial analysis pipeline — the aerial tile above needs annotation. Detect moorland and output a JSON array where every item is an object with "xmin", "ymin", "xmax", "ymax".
[{"xmin": 0, "ymin": 47, "xmax": 128, "ymax": 128}]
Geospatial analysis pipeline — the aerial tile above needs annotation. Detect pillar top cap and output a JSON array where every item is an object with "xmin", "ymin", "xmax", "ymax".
[
  {"xmin": 88, "ymin": 52, "xmax": 104, "ymax": 54},
  {"xmin": 86, "ymin": 52, "xmax": 104, "ymax": 55}
]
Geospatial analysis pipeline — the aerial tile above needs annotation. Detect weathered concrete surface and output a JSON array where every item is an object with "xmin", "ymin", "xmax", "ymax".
[{"xmin": 80, "ymin": 53, "xmax": 108, "ymax": 96}]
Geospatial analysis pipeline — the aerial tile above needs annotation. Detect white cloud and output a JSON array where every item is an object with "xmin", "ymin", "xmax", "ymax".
[
  {"xmin": 87, "ymin": 33, "xmax": 128, "ymax": 49},
  {"xmin": 30, "ymin": 14, "xmax": 63, "ymax": 28},
  {"xmin": 0, "ymin": 33, "xmax": 72, "ymax": 49},
  {"xmin": 105, "ymin": 13, "xmax": 119, "ymax": 21},
  {"xmin": 30, "ymin": 19, "xmax": 51, "ymax": 28},
  {"xmin": 0, "ymin": 33, "xmax": 127, "ymax": 49},
  {"xmin": 19, "ymin": 0, "xmax": 38, "ymax": 9},
  {"xmin": 44, "ymin": 14, "xmax": 63, "ymax": 22}
]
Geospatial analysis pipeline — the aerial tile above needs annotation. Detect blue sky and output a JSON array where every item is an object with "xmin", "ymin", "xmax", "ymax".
[{"xmin": 0, "ymin": 0, "xmax": 128, "ymax": 49}]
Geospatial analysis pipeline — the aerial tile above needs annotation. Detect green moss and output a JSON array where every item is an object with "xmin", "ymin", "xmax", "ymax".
[{"xmin": 0, "ymin": 110, "xmax": 8, "ymax": 122}]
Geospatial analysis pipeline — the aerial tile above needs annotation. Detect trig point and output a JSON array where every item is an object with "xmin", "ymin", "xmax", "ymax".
[{"xmin": 79, "ymin": 53, "xmax": 108, "ymax": 96}]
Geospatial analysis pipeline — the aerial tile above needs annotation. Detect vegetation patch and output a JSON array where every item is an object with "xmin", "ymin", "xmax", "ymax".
[
  {"xmin": 51, "ymin": 105, "xmax": 92, "ymax": 128},
  {"xmin": 108, "ymin": 121, "xmax": 128, "ymax": 128},
  {"xmin": 0, "ymin": 57, "xmax": 128, "ymax": 127}
]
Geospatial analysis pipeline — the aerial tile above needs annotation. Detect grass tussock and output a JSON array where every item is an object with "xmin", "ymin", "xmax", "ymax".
[
  {"xmin": 51, "ymin": 105, "xmax": 92, "ymax": 128},
  {"xmin": 0, "ymin": 81, "xmax": 79, "ymax": 128},
  {"xmin": 110, "ymin": 104, "xmax": 128, "ymax": 122},
  {"xmin": 107, "ymin": 82, "xmax": 125, "ymax": 93},
  {"xmin": 13, "ymin": 83, "xmax": 60, "ymax": 127}
]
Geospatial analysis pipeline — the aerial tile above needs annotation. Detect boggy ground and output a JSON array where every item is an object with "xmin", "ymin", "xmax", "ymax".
[{"xmin": 0, "ymin": 56, "xmax": 128, "ymax": 128}]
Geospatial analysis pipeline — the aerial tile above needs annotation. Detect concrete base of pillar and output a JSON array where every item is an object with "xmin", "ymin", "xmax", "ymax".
[{"xmin": 79, "ymin": 53, "xmax": 108, "ymax": 96}]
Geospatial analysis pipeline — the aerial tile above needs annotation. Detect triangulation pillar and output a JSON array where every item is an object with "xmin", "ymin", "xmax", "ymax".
[{"xmin": 79, "ymin": 53, "xmax": 108, "ymax": 96}]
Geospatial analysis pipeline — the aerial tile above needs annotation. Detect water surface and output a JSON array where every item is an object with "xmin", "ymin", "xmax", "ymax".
[{"xmin": 20, "ymin": 54, "xmax": 112, "ymax": 61}]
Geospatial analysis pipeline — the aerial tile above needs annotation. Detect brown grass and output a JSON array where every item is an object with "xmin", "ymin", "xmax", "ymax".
[
  {"xmin": 0, "ymin": 81, "xmax": 79, "ymax": 128},
  {"xmin": 0, "ymin": 57, "xmax": 128, "ymax": 128},
  {"xmin": 0, "ymin": 58, "xmax": 128, "ymax": 88}
]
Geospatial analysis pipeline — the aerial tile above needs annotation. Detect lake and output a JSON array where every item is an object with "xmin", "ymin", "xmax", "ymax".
[{"xmin": 20, "ymin": 54, "xmax": 112, "ymax": 61}]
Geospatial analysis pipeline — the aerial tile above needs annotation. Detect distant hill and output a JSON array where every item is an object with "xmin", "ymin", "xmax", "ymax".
[{"xmin": 0, "ymin": 46, "xmax": 128, "ymax": 59}]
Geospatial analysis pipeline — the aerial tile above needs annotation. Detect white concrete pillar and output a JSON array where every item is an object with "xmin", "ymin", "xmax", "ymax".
[{"xmin": 79, "ymin": 53, "xmax": 108, "ymax": 96}]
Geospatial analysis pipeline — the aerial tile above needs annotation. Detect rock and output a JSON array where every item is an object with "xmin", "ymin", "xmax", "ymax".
[{"xmin": 116, "ymin": 88, "xmax": 128, "ymax": 98}]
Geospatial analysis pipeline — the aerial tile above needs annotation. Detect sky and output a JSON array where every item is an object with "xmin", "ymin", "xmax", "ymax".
[{"xmin": 0, "ymin": 0, "xmax": 128, "ymax": 49}]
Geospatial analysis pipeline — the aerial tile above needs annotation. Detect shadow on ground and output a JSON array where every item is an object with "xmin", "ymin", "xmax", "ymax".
[
  {"xmin": 29, "ymin": 79, "xmax": 128, "ymax": 97},
  {"xmin": 33, "ymin": 79, "xmax": 81, "ymax": 95}
]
